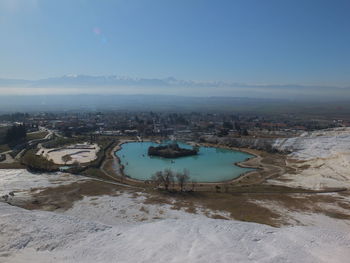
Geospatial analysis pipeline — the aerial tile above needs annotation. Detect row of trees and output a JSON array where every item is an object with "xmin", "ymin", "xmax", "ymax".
[
  {"xmin": 151, "ymin": 168, "xmax": 193, "ymax": 192},
  {"xmin": 5, "ymin": 124, "xmax": 27, "ymax": 144},
  {"xmin": 22, "ymin": 151, "xmax": 58, "ymax": 172}
]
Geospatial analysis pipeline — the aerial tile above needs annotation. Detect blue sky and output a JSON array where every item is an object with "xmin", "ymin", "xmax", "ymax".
[{"xmin": 1, "ymin": 0, "xmax": 350, "ymax": 87}]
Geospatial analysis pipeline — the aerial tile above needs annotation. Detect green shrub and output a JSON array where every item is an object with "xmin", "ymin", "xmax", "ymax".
[{"xmin": 21, "ymin": 149, "xmax": 59, "ymax": 172}]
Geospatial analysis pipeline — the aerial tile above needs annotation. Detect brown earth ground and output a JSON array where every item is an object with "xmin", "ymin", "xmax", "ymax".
[
  {"xmin": 100, "ymin": 139, "xmax": 284, "ymax": 190},
  {"xmin": 99, "ymin": 139, "xmax": 344, "ymax": 192},
  {"xmin": 5, "ymin": 179, "xmax": 350, "ymax": 227},
  {"xmin": 2, "ymin": 137, "xmax": 349, "ymax": 227}
]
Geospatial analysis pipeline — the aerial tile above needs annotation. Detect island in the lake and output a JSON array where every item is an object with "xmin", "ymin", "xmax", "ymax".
[{"xmin": 148, "ymin": 142, "xmax": 199, "ymax": 158}]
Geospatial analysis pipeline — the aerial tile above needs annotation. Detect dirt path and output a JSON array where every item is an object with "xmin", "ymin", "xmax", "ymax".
[{"xmin": 100, "ymin": 159, "xmax": 143, "ymax": 189}]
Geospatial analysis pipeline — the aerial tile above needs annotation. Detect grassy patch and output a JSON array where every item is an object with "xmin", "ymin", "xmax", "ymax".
[
  {"xmin": 0, "ymin": 144, "xmax": 10, "ymax": 153},
  {"xmin": 0, "ymin": 162, "xmax": 25, "ymax": 169},
  {"xmin": 225, "ymin": 184, "xmax": 319, "ymax": 194},
  {"xmin": 21, "ymin": 180, "xmax": 126, "ymax": 211},
  {"xmin": 143, "ymin": 189, "xmax": 282, "ymax": 226},
  {"xmin": 21, "ymin": 148, "xmax": 60, "ymax": 172},
  {"xmin": 210, "ymin": 214, "xmax": 229, "ymax": 220},
  {"xmin": 27, "ymin": 131, "xmax": 48, "ymax": 141},
  {"xmin": 81, "ymin": 168, "xmax": 109, "ymax": 179},
  {"xmin": 322, "ymin": 211, "xmax": 350, "ymax": 220},
  {"xmin": 142, "ymin": 186, "xmax": 347, "ymax": 226}
]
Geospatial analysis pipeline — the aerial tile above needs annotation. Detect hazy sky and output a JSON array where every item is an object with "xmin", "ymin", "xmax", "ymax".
[{"xmin": 1, "ymin": 0, "xmax": 350, "ymax": 86}]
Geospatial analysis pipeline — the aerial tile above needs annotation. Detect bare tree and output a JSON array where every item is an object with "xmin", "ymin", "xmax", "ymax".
[
  {"xmin": 151, "ymin": 172, "xmax": 162, "ymax": 188},
  {"xmin": 176, "ymin": 169, "xmax": 190, "ymax": 192},
  {"xmin": 224, "ymin": 184, "xmax": 230, "ymax": 193},
  {"xmin": 163, "ymin": 169, "xmax": 174, "ymax": 191},
  {"xmin": 152, "ymin": 169, "xmax": 174, "ymax": 191},
  {"xmin": 62, "ymin": 154, "xmax": 72, "ymax": 165},
  {"xmin": 190, "ymin": 179, "xmax": 197, "ymax": 192}
]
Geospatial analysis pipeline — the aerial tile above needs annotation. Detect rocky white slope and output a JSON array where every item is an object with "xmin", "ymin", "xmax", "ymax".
[
  {"xmin": 0, "ymin": 169, "xmax": 87, "ymax": 196},
  {"xmin": 1, "ymin": 202, "xmax": 350, "ymax": 263},
  {"xmin": 273, "ymin": 127, "xmax": 350, "ymax": 160},
  {"xmin": 272, "ymin": 127, "xmax": 350, "ymax": 189},
  {"xmin": 2, "ymin": 128, "xmax": 350, "ymax": 262}
]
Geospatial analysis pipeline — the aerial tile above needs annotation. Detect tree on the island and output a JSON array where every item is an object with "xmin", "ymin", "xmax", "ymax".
[
  {"xmin": 176, "ymin": 169, "xmax": 190, "ymax": 192},
  {"xmin": 192, "ymin": 145, "xmax": 200, "ymax": 153},
  {"xmin": 62, "ymin": 154, "xmax": 73, "ymax": 165},
  {"xmin": 152, "ymin": 169, "xmax": 174, "ymax": 191}
]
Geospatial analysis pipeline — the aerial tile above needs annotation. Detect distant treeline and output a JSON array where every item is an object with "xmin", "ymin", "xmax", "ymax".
[
  {"xmin": 0, "ymin": 113, "xmax": 29, "ymax": 122},
  {"xmin": 4, "ymin": 124, "xmax": 27, "ymax": 144}
]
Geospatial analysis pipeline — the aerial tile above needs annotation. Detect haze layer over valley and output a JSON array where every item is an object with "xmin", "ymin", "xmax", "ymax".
[{"xmin": 2, "ymin": 0, "xmax": 350, "ymax": 262}]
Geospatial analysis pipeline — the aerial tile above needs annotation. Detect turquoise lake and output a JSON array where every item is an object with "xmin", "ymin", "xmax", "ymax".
[{"xmin": 115, "ymin": 141, "xmax": 254, "ymax": 183}]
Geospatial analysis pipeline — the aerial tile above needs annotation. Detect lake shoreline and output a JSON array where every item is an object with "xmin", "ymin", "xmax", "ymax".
[{"xmin": 109, "ymin": 139, "xmax": 282, "ymax": 189}]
